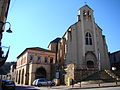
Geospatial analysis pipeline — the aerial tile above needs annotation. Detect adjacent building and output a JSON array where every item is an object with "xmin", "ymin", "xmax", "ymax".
[
  {"xmin": 15, "ymin": 47, "xmax": 56, "ymax": 85},
  {"xmin": 0, "ymin": 62, "xmax": 13, "ymax": 80},
  {"xmin": 0, "ymin": 0, "xmax": 11, "ymax": 67},
  {"xmin": 10, "ymin": 62, "xmax": 16, "ymax": 81},
  {"xmin": 0, "ymin": 0, "xmax": 10, "ymax": 25},
  {"xmin": 0, "ymin": 1, "xmax": 11, "ymax": 88},
  {"xmin": 109, "ymin": 50, "xmax": 120, "ymax": 70}
]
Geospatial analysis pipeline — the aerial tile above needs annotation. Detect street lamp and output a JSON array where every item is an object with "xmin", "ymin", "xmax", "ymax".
[
  {"xmin": 0, "ymin": 21, "xmax": 12, "ymax": 67},
  {"xmin": 112, "ymin": 67, "xmax": 118, "ymax": 85},
  {"xmin": 0, "ymin": 21, "xmax": 12, "ymax": 33},
  {"xmin": 98, "ymin": 51, "xmax": 101, "ymax": 87}
]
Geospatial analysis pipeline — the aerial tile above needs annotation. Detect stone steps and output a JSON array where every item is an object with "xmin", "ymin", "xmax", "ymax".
[
  {"xmin": 105, "ymin": 70, "xmax": 120, "ymax": 80},
  {"xmin": 82, "ymin": 70, "xmax": 115, "ymax": 82},
  {"xmin": 74, "ymin": 70, "xmax": 120, "ymax": 85}
]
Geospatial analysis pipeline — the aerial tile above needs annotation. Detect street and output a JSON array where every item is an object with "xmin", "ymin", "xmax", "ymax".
[
  {"xmin": 15, "ymin": 85, "xmax": 120, "ymax": 90},
  {"xmin": 75, "ymin": 87, "xmax": 120, "ymax": 90},
  {"xmin": 15, "ymin": 86, "xmax": 40, "ymax": 90}
]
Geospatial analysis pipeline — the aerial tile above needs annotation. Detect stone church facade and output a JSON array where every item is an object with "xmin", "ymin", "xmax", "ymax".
[{"xmin": 50, "ymin": 5, "xmax": 110, "ymax": 84}]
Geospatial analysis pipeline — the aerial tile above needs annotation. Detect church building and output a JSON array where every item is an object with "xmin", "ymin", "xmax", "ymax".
[{"xmin": 49, "ymin": 5, "xmax": 110, "ymax": 84}]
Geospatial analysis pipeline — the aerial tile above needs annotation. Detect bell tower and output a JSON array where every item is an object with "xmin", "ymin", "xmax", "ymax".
[
  {"xmin": 77, "ymin": 5, "xmax": 98, "ymax": 69},
  {"xmin": 77, "ymin": 5, "xmax": 93, "ymax": 22}
]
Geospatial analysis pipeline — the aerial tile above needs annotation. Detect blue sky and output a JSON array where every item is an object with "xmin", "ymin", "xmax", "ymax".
[{"xmin": 3, "ymin": 0, "xmax": 120, "ymax": 62}]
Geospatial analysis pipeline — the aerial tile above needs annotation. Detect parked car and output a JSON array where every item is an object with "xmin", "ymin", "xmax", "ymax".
[
  {"xmin": 32, "ymin": 78, "xmax": 55, "ymax": 87},
  {"xmin": 2, "ymin": 80, "xmax": 16, "ymax": 90}
]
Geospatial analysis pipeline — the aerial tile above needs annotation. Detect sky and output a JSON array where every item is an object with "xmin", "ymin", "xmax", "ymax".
[{"xmin": 2, "ymin": 0, "xmax": 120, "ymax": 62}]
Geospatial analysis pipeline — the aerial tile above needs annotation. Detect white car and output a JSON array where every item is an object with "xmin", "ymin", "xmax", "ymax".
[{"xmin": 32, "ymin": 78, "xmax": 55, "ymax": 87}]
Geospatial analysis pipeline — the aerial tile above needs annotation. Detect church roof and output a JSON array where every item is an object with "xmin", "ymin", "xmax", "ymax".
[
  {"xmin": 78, "ymin": 5, "xmax": 93, "ymax": 11},
  {"xmin": 48, "ymin": 37, "xmax": 61, "ymax": 48},
  {"xmin": 50, "ymin": 37, "xmax": 61, "ymax": 43},
  {"xmin": 110, "ymin": 50, "xmax": 120, "ymax": 55}
]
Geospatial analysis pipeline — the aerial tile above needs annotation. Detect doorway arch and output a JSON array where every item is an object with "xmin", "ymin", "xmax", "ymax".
[
  {"xmin": 18, "ymin": 70, "xmax": 21, "ymax": 84},
  {"xmin": 35, "ymin": 67, "xmax": 47, "ymax": 79},
  {"xmin": 21, "ymin": 69, "xmax": 24, "ymax": 84},
  {"xmin": 85, "ymin": 51, "xmax": 97, "ymax": 68},
  {"xmin": 16, "ymin": 71, "xmax": 18, "ymax": 82},
  {"xmin": 87, "ymin": 61, "xmax": 94, "ymax": 68}
]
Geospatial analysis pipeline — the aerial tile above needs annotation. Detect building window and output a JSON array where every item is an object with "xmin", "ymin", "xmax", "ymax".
[
  {"xmin": 45, "ymin": 57, "xmax": 48, "ymax": 63},
  {"xmin": 30, "ymin": 55, "xmax": 33, "ymax": 60},
  {"xmin": 85, "ymin": 32, "xmax": 92, "ymax": 45},
  {"xmin": 50, "ymin": 57, "xmax": 53, "ymax": 64},
  {"xmin": 38, "ymin": 56, "xmax": 41, "ymax": 63},
  {"xmin": 68, "ymin": 30, "xmax": 72, "ymax": 42},
  {"xmin": 59, "ymin": 59, "xmax": 61, "ymax": 63},
  {"xmin": 23, "ymin": 57, "xmax": 26, "ymax": 63}
]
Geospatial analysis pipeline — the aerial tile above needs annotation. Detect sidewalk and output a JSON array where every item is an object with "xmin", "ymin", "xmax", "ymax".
[
  {"xmin": 72, "ymin": 82, "xmax": 120, "ymax": 89},
  {"xmin": 50, "ymin": 82, "xmax": 120, "ymax": 89}
]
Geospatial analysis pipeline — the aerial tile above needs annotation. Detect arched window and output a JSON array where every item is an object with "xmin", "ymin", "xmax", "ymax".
[
  {"xmin": 85, "ymin": 32, "xmax": 92, "ymax": 45},
  {"xmin": 37, "ymin": 56, "xmax": 41, "ymax": 63},
  {"xmin": 83, "ymin": 10, "xmax": 87, "ymax": 15},
  {"xmin": 30, "ymin": 55, "xmax": 33, "ymax": 60}
]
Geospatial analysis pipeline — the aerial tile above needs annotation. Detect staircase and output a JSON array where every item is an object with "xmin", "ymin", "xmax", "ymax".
[
  {"xmin": 75, "ymin": 70, "xmax": 120, "ymax": 85},
  {"xmin": 82, "ymin": 70, "xmax": 120, "ymax": 82},
  {"xmin": 105, "ymin": 70, "xmax": 120, "ymax": 81}
]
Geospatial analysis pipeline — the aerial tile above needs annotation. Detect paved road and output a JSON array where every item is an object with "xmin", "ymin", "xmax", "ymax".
[
  {"xmin": 16, "ymin": 86, "xmax": 41, "ymax": 90},
  {"xmin": 16, "ymin": 86, "xmax": 57, "ymax": 90},
  {"xmin": 15, "ymin": 85, "xmax": 120, "ymax": 90}
]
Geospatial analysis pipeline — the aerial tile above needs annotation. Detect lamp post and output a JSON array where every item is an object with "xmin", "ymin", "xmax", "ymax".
[
  {"xmin": 112, "ymin": 67, "xmax": 118, "ymax": 85},
  {"xmin": 98, "ymin": 52, "xmax": 101, "ymax": 87},
  {"xmin": 0, "ymin": 21, "xmax": 12, "ymax": 67}
]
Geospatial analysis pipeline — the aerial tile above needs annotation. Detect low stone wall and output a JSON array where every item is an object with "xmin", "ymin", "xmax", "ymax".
[{"xmin": 64, "ymin": 64, "xmax": 98, "ymax": 84}]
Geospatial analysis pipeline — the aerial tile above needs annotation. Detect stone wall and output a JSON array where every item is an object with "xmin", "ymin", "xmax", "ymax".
[
  {"xmin": 64, "ymin": 64, "xmax": 75, "ymax": 85},
  {"xmin": 64, "ymin": 64, "xmax": 98, "ymax": 84}
]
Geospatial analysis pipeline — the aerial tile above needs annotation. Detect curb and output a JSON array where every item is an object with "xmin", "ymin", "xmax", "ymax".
[{"xmin": 16, "ymin": 83, "xmax": 120, "ymax": 90}]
